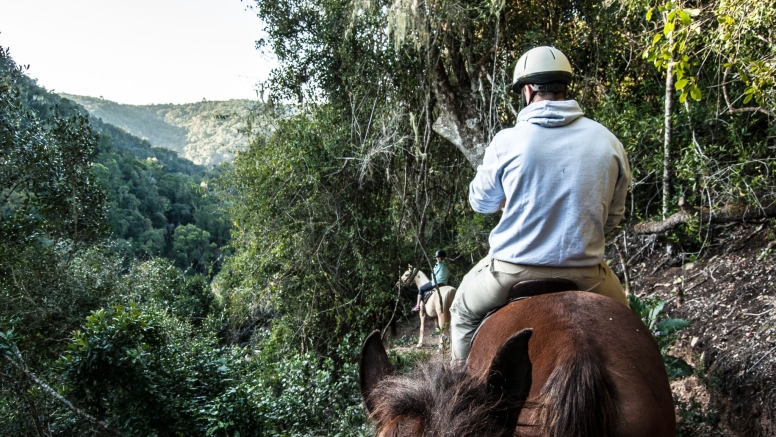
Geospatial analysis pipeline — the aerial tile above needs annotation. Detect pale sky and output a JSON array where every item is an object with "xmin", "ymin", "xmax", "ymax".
[{"xmin": 0, "ymin": 0, "xmax": 276, "ymax": 104}]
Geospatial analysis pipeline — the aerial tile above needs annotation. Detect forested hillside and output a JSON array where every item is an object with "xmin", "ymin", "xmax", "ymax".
[
  {"xmin": 62, "ymin": 94, "xmax": 256, "ymax": 166},
  {"xmin": 2, "ymin": 0, "xmax": 776, "ymax": 436},
  {"xmin": 5, "ymin": 66, "xmax": 233, "ymax": 270}
]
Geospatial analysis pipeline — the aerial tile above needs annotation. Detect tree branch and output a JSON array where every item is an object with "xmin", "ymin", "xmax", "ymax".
[
  {"xmin": 721, "ymin": 67, "xmax": 776, "ymax": 118},
  {"xmin": 613, "ymin": 232, "xmax": 631, "ymax": 294},
  {"xmin": 2, "ymin": 351, "xmax": 124, "ymax": 437},
  {"xmin": 429, "ymin": 46, "xmax": 488, "ymax": 167},
  {"xmin": 634, "ymin": 202, "xmax": 776, "ymax": 234}
]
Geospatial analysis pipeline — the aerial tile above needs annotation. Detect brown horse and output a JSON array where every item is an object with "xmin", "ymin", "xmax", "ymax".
[
  {"xmin": 360, "ymin": 290, "xmax": 676, "ymax": 437},
  {"xmin": 399, "ymin": 267, "xmax": 457, "ymax": 348}
]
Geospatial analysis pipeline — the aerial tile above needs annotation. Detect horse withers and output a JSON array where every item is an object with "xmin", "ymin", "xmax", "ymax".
[
  {"xmin": 399, "ymin": 267, "xmax": 457, "ymax": 348},
  {"xmin": 359, "ymin": 290, "xmax": 676, "ymax": 437}
]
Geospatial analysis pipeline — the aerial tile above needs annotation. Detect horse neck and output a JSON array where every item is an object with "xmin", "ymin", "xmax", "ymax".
[{"xmin": 414, "ymin": 271, "xmax": 429, "ymax": 287}]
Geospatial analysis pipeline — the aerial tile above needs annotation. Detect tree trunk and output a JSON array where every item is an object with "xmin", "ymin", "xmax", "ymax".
[
  {"xmin": 662, "ymin": 33, "xmax": 675, "ymax": 218},
  {"xmin": 429, "ymin": 48, "xmax": 489, "ymax": 168}
]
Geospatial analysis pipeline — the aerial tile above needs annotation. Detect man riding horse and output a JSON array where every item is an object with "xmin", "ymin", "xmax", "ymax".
[{"xmin": 450, "ymin": 46, "xmax": 633, "ymax": 364}]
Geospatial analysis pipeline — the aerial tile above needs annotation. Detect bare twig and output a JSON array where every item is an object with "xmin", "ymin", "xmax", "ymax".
[
  {"xmin": 2, "ymin": 348, "xmax": 124, "ymax": 437},
  {"xmin": 721, "ymin": 67, "xmax": 776, "ymax": 118},
  {"xmin": 382, "ymin": 282, "xmax": 404, "ymax": 339},
  {"xmin": 726, "ymin": 223, "xmax": 765, "ymax": 253},
  {"xmin": 613, "ymin": 232, "xmax": 631, "ymax": 294}
]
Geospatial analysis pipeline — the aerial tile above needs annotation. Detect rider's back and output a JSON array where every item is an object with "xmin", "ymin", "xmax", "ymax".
[{"xmin": 470, "ymin": 100, "xmax": 630, "ymax": 267}]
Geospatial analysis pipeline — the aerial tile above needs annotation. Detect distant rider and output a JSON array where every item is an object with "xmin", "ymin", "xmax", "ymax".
[
  {"xmin": 411, "ymin": 250, "xmax": 450, "ymax": 312},
  {"xmin": 449, "ymin": 46, "xmax": 632, "ymax": 363}
]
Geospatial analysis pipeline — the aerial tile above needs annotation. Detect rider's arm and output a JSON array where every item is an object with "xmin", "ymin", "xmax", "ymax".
[
  {"xmin": 469, "ymin": 138, "xmax": 506, "ymax": 214},
  {"xmin": 604, "ymin": 141, "xmax": 632, "ymax": 232}
]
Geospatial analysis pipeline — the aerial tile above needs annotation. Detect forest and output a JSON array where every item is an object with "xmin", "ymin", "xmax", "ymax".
[{"xmin": 1, "ymin": 0, "xmax": 775, "ymax": 435}]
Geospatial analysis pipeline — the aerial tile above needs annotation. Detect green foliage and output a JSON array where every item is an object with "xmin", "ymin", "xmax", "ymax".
[
  {"xmin": 629, "ymin": 293, "xmax": 693, "ymax": 380},
  {"xmin": 1, "ymin": 51, "xmax": 107, "ymax": 251},
  {"xmin": 119, "ymin": 258, "xmax": 214, "ymax": 324},
  {"xmin": 60, "ymin": 304, "xmax": 225, "ymax": 436},
  {"xmin": 55, "ymin": 304, "xmax": 369, "ymax": 437},
  {"xmin": 643, "ymin": 2, "xmax": 703, "ymax": 104},
  {"xmin": 172, "ymin": 223, "xmax": 217, "ymax": 271},
  {"xmin": 95, "ymin": 149, "xmax": 231, "ymax": 272},
  {"xmin": 675, "ymin": 394, "xmax": 720, "ymax": 437},
  {"xmin": 1, "ymin": 47, "xmax": 118, "ymax": 361},
  {"xmin": 387, "ymin": 348, "xmax": 432, "ymax": 374},
  {"xmin": 713, "ymin": 0, "xmax": 776, "ymax": 109},
  {"xmin": 223, "ymin": 105, "xmax": 402, "ymax": 355}
]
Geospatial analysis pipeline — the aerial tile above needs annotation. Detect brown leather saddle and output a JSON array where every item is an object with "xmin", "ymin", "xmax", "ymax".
[{"xmin": 470, "ymin": 278, "xmax": 578, "ymax": 347}]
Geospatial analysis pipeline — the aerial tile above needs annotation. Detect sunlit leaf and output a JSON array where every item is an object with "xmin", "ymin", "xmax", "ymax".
[
  {"xmin": 678, "ymin": 10, "xmax": 691, "ymax": 25},
  {"xmin": 690, "ymin": 85, "xmax": 701, "ymax": 101},
  {"xmin": 685, "ymin": 8, "xmax": 701, "ymax": 17}
]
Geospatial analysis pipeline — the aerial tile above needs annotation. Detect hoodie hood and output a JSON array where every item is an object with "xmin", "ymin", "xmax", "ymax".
[{"xmin": 517, "ymin": 99, "xmax": 584, "ymax": 128}]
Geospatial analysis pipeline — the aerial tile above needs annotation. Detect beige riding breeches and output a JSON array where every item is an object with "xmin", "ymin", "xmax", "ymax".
[{"xmin": 449, "ymin": 257, "xmax": 629, "ymax": 364}]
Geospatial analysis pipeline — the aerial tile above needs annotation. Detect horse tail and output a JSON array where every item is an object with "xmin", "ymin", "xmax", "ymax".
[{"xmin": 537, "ymin": 344, "xmax": 619, "ymax": 437}]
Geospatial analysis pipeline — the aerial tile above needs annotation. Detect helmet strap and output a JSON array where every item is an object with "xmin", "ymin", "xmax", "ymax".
[
  {"xmin": 522, "ymin": 83, "xmax": 567, "ymax": 106},
  {"xmin": 521, "ymin": 86, "xmax": 537, "ymax": 107},
  {"xmin": 528, "ymin": 83, "xmax": 567, "ymax": 93}
]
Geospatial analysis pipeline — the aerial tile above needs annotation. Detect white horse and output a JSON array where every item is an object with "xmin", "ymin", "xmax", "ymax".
[{"xmin": 399, "ymin": 266, "xmax": 457, "ymax": 348}]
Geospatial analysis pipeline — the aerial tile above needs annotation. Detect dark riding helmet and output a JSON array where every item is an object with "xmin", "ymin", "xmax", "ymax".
[{"xmin": 435, "ymin": 250, "xmax": 446, "ymax": 258}]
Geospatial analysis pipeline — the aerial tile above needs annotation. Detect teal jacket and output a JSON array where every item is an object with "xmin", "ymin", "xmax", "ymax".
[{"xmin": 432, "ymin": 260, "xmax": 449, "ymax": 285}]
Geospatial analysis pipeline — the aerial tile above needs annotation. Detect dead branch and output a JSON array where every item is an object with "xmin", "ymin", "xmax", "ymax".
[
  {"xmin": 2, "ymin": 351, "xmax": 124, "ymax": 437},
  {"xmin": 721, "ymin": 67, "xmax": 776, "ymax": 118},
  {"xmin": 634, "ymin": 202, "xmax": 776, "ymax": 234},
  {"xmin": 613, "ymin": 232, "xmax": 631, "ymax": 294}
]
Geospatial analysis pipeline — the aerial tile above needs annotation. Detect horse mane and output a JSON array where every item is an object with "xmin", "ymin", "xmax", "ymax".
[
  {"xmin": 537, "ymin": 336, "xmax": 620, "ymax": 437},
  {"xmin": 367, "ymin": 359, "xmax": 533, "ymax": 437}
]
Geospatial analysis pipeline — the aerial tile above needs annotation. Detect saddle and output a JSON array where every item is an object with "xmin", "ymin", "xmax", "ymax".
[
  {"xmin": 506, "ymin": 278, "xmax": 577, "ymax": 300},
  {"xmin": 470, "ymin": 278, "xmax": 578, "ymax": 346}
]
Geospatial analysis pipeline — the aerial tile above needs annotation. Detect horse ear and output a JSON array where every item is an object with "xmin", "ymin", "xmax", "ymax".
[
  {"xmin": 359, "ymin": 330, "xmax": 395, "ymax": 413},
  {"xmin": 487, "ymin": 329, "xmax": 533, "ymax": 408}
]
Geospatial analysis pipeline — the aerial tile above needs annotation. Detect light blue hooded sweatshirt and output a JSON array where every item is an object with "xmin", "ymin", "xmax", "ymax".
[{"xmin": 469, "ymin": 100, "xmax": 631, "ymax": 267}]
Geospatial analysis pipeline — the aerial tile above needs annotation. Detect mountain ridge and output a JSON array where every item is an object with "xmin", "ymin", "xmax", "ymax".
[{"xmin": 61, "ymin": 93, "xmax": 256, "ymax": 167}]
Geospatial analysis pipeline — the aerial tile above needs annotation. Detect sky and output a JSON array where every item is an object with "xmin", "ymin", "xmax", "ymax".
[{"xmin": 0, "ymin": 0, "xmax": 276, "ymax": 105}]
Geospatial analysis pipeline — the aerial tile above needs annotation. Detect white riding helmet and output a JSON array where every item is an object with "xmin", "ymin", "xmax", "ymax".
[{"xmin": 511, "ymin": 46, "xmax": 573, "ymax": 93}]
